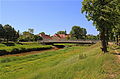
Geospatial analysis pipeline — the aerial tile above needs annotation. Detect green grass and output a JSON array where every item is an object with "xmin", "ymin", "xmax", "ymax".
[
  {"xmin": 0, "ymin": 42, "xmax": 40, "ymax": 47},
  {"xmin": 0, "ymin": 44, "xmax": 6, "ymax": 47},
  {"xmin": 0, "ymin": 45, "xmax": 52, "ymax": 52},
  {"xmin": 0, "ymin": 44, "xmax": 52, "ymax": 55},
  {"xmin": 108, "ymin": 43, "xmax": 120, "ymax": 53},
  {"xmin": 20, "ymin": 42, "xmax": 40, "ymax": 45},
  {"xmin": 0, "ymin": 43, "xmax": 120, "ymax": 79}
]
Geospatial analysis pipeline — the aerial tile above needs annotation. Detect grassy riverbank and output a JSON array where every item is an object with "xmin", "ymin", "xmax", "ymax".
[
  {"xmin": 0, "ymin": 43, "xmax": 52, "ymax": 55},
  {"xmin": 0, "ymin": 43, "xmax": 120, "ymax": 79}
]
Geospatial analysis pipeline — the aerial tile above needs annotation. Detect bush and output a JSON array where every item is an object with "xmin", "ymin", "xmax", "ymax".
[
  {"xmin": 2, "ymin": 43, "xmax": 15, "ymax": 46},
  {"xmin": 11, "ymin": 48, "xmax": 20, "ymax": 54},
  {"xmin": 20, "ymin": 42, "xmax": 39, "ymax": 45},
  {"xmin": 19, "ymin": 47, "xmax": 27, "ymax": 52},
  {"xmin": 0, "ymin": 50, "xmax": 7, "ymax": 55},
  {"xmin": 0, "ymin": 44, "xmax": 6, "ymax": 47}
]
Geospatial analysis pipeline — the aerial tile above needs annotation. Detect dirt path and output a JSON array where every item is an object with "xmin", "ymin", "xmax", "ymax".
[
  {"xmin": 108, "ymin": 42, "xmax": 114, "ymax": 46},
  {"xmin": 115, "ymin": 50, "xmax": 120, "ymax": 61},
  {"xmin": 0, "ymin": 47, "xmax": 61, "ymax": 57},
  {"xmin": 108, "ymin": 42, "xmax": 120, "ymax": 79},
  {"xmin": 108, "ymin": 42, "xmax": 120, "ymax": 61}
]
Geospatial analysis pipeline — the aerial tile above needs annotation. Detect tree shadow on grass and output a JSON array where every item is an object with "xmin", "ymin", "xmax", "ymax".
[{"xmin": 112, "ymin": 52, "xmax": 120, "ymax": 55}]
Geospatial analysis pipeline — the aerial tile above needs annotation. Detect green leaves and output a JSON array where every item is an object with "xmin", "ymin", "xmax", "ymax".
[
  {"xmin": 70, "ymin": 26, "xmax": 87, "ymax": 39},
  {"xmin": 57, "ymin": 31, "xmax": 66, "ymax": 34},
  {"xmin": 0, "ymin": 24, "xmax": 5, "ymax": 38},
  {"xmin": 82, "ymin": 0, "xmax": 120, "ymax": 29},
  {"xmin": 0, "ymin": 24, "xmax": 19, "ymax": 42},
  {"xmin": 82, "ymin": 0, "xmax": 120, "ymax": 52}
]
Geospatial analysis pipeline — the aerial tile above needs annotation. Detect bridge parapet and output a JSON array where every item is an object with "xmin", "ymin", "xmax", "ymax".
[{"xmin": 39, "ymin": 40, "xmax": 99, "ymax": 45}]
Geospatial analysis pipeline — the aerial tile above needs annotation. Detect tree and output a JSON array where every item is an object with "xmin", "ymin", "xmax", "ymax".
[
  {"xmin": 82, "ymin": 0, "xmax": 120, "ymax": 53},
  {"xmin": 81, "ymin": 28, "xmax": 87, "ymax": 39},
  {"xmin": 70, "ymin": 26, "xmax": 86, "ymax": 39},
  {"xmin": 113, "ymin": 25, "xmax": 120, "ymax": 44},
  {"xmin": 65, "ymin": 30, "xmax": 67, "ymax": 34},
  {"xmin": 0, "ymin": 24, "xmax": 5, "ymax": 39},
  {"xmin": 34, "ymin": 35, "xmax": 43, "ymax": 41},
  {"xmin": 12, "ymin": 30, "xmax": 19, "ymax": 42},
  {"xmin": 86, "ymin": 34, "xmax": 99, "ymax": 40},
  {"xmin": 39, "ymin": 32, "xmax": 45, "ymax": 35},
  {"xmin": 57, "ymin": 31, "xmax": 66, "ymax": 34},
  {"xmin": 3, "ymin": 24, "xmax": 14, "ymax": 43},
  {"xmin": 82, "ymin": 28, "xmax": 87, "ymax": 36},
  {"xmin": 3, "ymin": 24, "xmax": 19, "ymax": 43},
  {"xmin": 19, "ymin": 30, "xmax": 43, "ymax": 42},
  {"xmin": 28, "ymin": 28, "xmax": 34, "ymax": 34},
  {"xmin": 19, "ymin": 31, "xmax": 34, "ymax": 42}
]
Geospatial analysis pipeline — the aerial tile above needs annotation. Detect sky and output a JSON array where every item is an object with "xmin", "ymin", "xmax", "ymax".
[{"xmin": 0, "ymin": 0, "xmax": 99, "ymax": 35}]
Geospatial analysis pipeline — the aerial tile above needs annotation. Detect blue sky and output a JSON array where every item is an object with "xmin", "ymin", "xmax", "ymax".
[{"xmin": 0, "ymin": 0, "xmax": 99, "ymax": 35}]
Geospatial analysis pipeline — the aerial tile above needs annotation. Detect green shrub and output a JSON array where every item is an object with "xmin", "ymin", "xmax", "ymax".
[
  {"xmin": 2, "ymin": 43, "xmax": 15, "ymax": 46},
  {"xmin": 11, "ymin": 48, "xmax": 20, "ymax": 54},
  {"xmin": 0, "ymin": 44, "xmax": 6, "ymax": 47},
  {"xmin": 20, "ymin": 42, "xmax": 39, "ymax": 45},
  {"xmin": 0, "ymin": 50, "xmax": 7, "ymax": 55}
]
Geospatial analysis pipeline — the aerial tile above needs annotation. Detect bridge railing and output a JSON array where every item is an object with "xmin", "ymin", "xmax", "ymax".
[{"xmin": 39, "ymin": 39, "xmax": 99, "ymax": 43}]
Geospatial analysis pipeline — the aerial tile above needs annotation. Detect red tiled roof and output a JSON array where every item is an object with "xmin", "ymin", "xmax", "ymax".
[
  {"xmin": 53, "ymin": 34, "xmax": 70, "ymax": 39},
  {"xmin": 38, "ymin": 33, "xmax": 71, "ymax": 40},
  {"xmin": 39, "ymin": 34, "xmax": 52, "ymax": 39}
]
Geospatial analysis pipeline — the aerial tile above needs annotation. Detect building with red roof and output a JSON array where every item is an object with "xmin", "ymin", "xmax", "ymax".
[
  {"xmin": 52, "ymin": 34, "xmax": 71, "ymax": 40},
  {"xmin": 38, "ymin": 33, "xmax": 71, "ymax": 41},
  {"xmin": 38, "ymin": 33, "xmax": 52, "ymax": 41}
]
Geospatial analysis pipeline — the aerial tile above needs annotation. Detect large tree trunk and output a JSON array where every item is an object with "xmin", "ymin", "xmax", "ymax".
[
  {"xmin": 6, "ymin": 39, "xmax": 9, "ymax": 44},
  {"xmin": 116, "ymin": 35, "xmax": 119, "ymax": 45},
  {"xmin": 110, "ymin": 33, "xmax": 114, "ymax": 41},
  {"xmin": 106, "ymin": 29, "xmax": 109, "ymax": 45},
  {"xmin": 100, "ymin": 29, "xmax": 108, "ymax": 53},
  {"xmin": 6, "ymin": 37, "xmax": 9, "ymax": 44}
]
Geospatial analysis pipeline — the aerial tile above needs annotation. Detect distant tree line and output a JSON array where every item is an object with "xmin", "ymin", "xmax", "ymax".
[
  {"xmin": 86, "ymin": 34, "xmax": 99, "ymax": 40},
  {"xmin": 0, "ymin": 24, "xmax": 43, "ymax": 43},
  {"xmin": 1, "ymin": 23, "xmax": 118, "ymax": 47},
  {"xmin": 56, "ymin": 26, "xmax": 99, "ymax": 40},
  {"xmin": 19, "ymin": 28, "xmax": 43, "ymax": 42},
  {"xmin": 57, "ymin": 30, "xmax": 67, "ymax": 34}
]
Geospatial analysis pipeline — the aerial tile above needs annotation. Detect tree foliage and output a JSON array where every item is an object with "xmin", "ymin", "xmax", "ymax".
[
  {"xmin": 0, "ymin": 24, "xmax": 5, "ymax": 39},
  {"xmin": 0, "ymin": 24, "xmax": 19, "ymax": 43},
  {"xmin": 19, "ymin": 29, "xmax": 42, "ymax": 42},
  {"xmin": 34, "ymin": 35, "xmax": 43, "ymax": 41},
  {"xmin": 28, "ymin": 28, "xmax": 34, "ymax": 34},
  {"xmin": 82, "ymin": 0, "xmax": 120, "ymax": 52},
  {"xmin": 70, "ymin": 26, "xmax": 87, "ymax": 39},
  {"xmin": 86, "ymin": 34, "xmax": 99, "ymax": 40},
  {"xmin": 39, "ymin": 32, "xmax": 45, "ymax": 35},
  {"xmin": 57, "ymin": 31, "xmax": 66, "ymax": 34}
]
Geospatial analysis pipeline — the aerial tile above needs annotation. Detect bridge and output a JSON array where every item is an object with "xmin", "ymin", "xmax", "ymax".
[{"xmin": 39, "ymin": 40, "xmax": 99, "ymax": 45}]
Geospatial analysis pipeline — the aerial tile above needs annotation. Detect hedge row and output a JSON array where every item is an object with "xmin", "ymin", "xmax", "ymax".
[
  {"xmin": 20, "ymin": 42, "xmax": 39, "ymax": 45},
  {"xmin": 0, "ymin": 44, "xmax": 6, "ymax": 47},
  {"xmin": 0, "ymin": 45, "xmax": 52, "ymax": 56}
]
